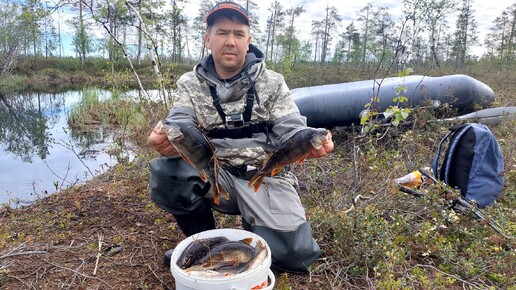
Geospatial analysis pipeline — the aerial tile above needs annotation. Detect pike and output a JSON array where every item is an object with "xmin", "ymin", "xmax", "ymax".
[
  {"xmin": 248, "ymin": 128, "xmax": 329, "ymax": 192},
  {"xmin": 236, "ymin": 240, "xmax": 267, "ymax": 273},
  {"xmin": 184, "ymin": 240, "xmax": 255, "ymax": 273},
  {"xmin": 159, "ymin": 120, "xmax": 229, "ymax": 205},
  {"xmin": 176, "ymin": 236, "xmax": 229, "ymax": 269}
]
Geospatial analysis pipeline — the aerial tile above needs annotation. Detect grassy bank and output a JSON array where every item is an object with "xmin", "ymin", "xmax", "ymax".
[{"xmin": 1, "ymin": 56, "xmax": 194, "ymax": 93}]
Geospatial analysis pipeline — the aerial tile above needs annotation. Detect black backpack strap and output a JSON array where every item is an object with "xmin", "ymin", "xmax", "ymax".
[
  {"xmin": 209, "ymin": 85, "xmax": 227, "ymax": 123},
  {"xmin": 432, "ymin": 129, "xmax": 455, "ymax": 180},
  {"xmin": 242, "ymin": 87, "xmax": 255, "ymax": 123},
  {"xmin": 432, "ymin": 123, "xmax": 472, "ymax": 181},
  {"xmin": 243, "ymin": 72, "xmax": 259, "ymax": 122}
]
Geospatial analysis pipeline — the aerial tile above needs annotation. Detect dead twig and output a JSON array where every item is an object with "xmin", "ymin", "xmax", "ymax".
[
  {"xmin": 93, "ymin": 233, "xmax": 103, "ymax": 276},
  {"xmin": 342, "ymin": 194, "xmax": 372, "ymax": 214},
  {"xmin": 0, "ymin": 250, "xmax": 48, "ymax": 259},
  {"xmin": 0, "ymin": 243, "xmax": 48, "ymax": 260},
  {"xmin": 63, "ymin": 259, "xmax": 86, "ymax": 290},
  {"xmin": 4, "ymin": 274, "xmax": 37, "ymax": 290},
  {"xmin": 147, "ymin": 264, "xmax": 172, "ymax": 289},
  {"xmin": 47, "ymin": 261, "xmax": 113, "ymax": 289}
]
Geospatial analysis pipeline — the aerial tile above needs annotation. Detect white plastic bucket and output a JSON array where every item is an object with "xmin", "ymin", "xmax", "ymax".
[{"xmin": 170, "ymin": 229, "xmax": 275, "ymax": 290}]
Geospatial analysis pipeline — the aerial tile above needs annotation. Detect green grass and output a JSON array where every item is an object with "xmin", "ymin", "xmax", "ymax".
[
  {"xmin": 0, "ymin": 74, "xmax": 26, "ymax": 93},
  {"xmin": 296, "ymin": 122, "xmax": 515, "ymax": 289}
]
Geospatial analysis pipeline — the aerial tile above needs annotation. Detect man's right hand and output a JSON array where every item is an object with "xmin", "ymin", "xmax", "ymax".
[{"xmin": 148, "ymin": 122, "xmax": 177, "ymax": 157}]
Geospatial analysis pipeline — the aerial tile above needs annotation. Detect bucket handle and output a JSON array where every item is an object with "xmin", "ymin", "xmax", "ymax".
[{"xmin": 230, "ymin": 269, "xmax": 275, "ymax": 290}]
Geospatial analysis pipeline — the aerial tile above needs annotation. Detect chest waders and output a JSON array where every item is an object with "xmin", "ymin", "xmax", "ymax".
[
  {"xmin": 149, "ymin": 82, "xmax": 321, "ymax": 273},
  {"xmin": 149, "ymin": 157, "xmax": 216, "ymax": 236}
]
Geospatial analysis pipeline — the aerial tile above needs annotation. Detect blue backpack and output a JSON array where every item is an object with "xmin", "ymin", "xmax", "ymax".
[{"xmin": 432, "ymin": 123, "xmax": 505, "ymax": 207}]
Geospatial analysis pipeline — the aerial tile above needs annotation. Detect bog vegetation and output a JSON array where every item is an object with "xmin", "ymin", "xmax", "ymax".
[
  {"xmin": 1, "ymin": 0, "xmax": 515, "ymax": 289},
  {"xmin": 1, "ymin": 56, "xmax": 515, "ymax": 289}
]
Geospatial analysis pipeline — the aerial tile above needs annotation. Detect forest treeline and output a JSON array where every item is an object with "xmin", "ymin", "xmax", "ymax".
[{"xmin": 1, "ymin": 0, "xmax": 516, "ymax": 81}]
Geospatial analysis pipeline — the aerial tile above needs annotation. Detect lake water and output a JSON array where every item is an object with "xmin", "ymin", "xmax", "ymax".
[{"xmin": 0, "ymin": 90, "xmax": 128, "ymax": 206}]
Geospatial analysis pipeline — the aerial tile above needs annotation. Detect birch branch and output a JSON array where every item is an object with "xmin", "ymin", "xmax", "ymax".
[{"xmin": 125, "ymin": 1, "xmax": 168, "ymax": 108}]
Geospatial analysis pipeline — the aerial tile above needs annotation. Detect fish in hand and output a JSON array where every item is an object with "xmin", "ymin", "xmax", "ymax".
[
  {"xmin": 248, "ymin": 127, "xmax": 329, "ymax": 192},
  {"xmin": 159, "ymin": 120, "xmax": 230, "ymax": 205}
]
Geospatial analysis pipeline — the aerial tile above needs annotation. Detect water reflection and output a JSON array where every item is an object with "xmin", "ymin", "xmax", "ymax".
[{"xmin": 0, "ymin": 90, "xmax": 120, "ymax": 206}]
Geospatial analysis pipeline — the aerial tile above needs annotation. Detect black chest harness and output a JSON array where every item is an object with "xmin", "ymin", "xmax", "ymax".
[{"xmin": 207, "ymin": 82, "xmax": 272, "ymax": 139}]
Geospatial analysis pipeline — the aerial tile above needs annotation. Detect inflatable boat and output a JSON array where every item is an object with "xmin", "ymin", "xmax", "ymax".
[{"xmin": 291, "ymin": 74, "xmax": 495, "ymax": 128}]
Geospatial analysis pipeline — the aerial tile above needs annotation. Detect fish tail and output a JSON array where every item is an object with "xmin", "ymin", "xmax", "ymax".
[
  {"xmin": 253, "ymin": 176, "xmax": 265, "ymax": 192},
  {"xmin": 213, "ymin": 179, "xmax": 223, "ymax": 205},
  {"xmin": 220, "ymin": 187, "xmax": 230, "ymax": 201},
  {"xmin": 211, "ymin": 171, "xmax": 230, "ymax": 205},
  {"xmin": 240, "ymin": 237, "xmax": 253, "ymax": 245},
  {"xmin": 247, "ymin": 173, "xmax": 264, "ymax": 192},
  {"xmin": 199, "ymin": 169, "xmax": 209, "ymax": 183},
  {"xmin": 212, "ymin": 183, "xmax": 230, "ymax": 205},
  {"xmin": 213, "ymin": 191, "xmax": 220, "ymax": 205}
]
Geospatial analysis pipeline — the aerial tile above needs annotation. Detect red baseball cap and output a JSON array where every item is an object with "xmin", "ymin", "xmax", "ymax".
[{"xmin": 206, "ymin": 1, "xmax": 250, "ymax": 27}]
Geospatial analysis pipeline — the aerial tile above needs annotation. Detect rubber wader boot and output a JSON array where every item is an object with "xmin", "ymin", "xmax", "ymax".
[
  {"xmin": 242, "ymin": 219, "xmax": 320, "ymax": 274},
  {"xmin": 163, "ymin": 203, "xmax": 216, "ymax": 267}
]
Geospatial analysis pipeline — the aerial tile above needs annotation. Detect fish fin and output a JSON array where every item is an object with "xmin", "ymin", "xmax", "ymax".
[
  {"xmin": 211, "ymin": 176, "xmax": 219, "ymax": 205},
  {"xmin": 216, "ymin": 260, "xmax": 239, "ymax": 269},
  {"xmin": 212, "ymin": 159, "xmax": 220, "ymax": 204},
  {"xmin": 296, "ymin": 154, "xmax": 310, "ymax": 165},
  {"xmin": 213, "ymin": 192, "xmax": 220, "ymax": 205},
  {"xmin": 253, "ymin": 176, "xmax": 264, "ymax": 192},
  {"xmin": 201, "ymin": 130, "xmax": 216, "ymax": 152},
  {"xmin": 199, "ymin": 170, "xmax": 209, "ymax": 183},
  {"xmin": 260, "ymin": 152, "xmax": 273, "ymax": 167},
  {"xmin": 270, "ymin": 167, "xmax": 283, "ymax": 176},
  {"xmin": 247, "ymin": 173, "xmax": 259, "ymax": 188},
  {"xmin": 212, "ymin": 180, "xmax": 226, "ymax": 205},
  {"xmin": 220, "ymin": 186, "xmax": 230, "ymax": 201},
  {"xmin": 211, "ymin": 160, "xmax": 230, "ymax": 204},
  {"xmin": 178, "ymin": 152, "xmax": 192, "ymax": 164},
  {"xmin": 240, "ymin": 237, "xmax": 253, "ymax": 245},
  {"xmin": 248, "ymin": 174, "xmax": 264, "ymax": 192}
]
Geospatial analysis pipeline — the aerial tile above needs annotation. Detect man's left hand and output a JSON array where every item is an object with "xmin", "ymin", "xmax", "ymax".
[{"xmin": 308, "ymin": 130, "xmax": 334, "ymax": 159}]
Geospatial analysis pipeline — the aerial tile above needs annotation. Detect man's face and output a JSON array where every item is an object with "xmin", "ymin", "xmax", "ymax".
[{"xmin": 205, "ymin": 17, "xmax": 251, "ymax": 79}]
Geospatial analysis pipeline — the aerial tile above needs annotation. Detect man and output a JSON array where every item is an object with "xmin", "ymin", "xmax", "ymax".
[{"xmin": 148, "ymin": 1, "xmax": 334, "ymax": 273}]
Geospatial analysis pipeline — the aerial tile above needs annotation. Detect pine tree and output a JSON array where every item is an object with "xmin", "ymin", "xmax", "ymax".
[{"xmin": 451, "ymin": 0, "xmax": 478, "ymax": 67}]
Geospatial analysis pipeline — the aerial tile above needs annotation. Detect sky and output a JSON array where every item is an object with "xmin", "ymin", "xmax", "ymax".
[
  {"xmin": 55, "ymin": 0, "xmax": 516, "ymax": 58},
  {"xmin": 185, "ymin": 0, "xmax": 516, "ymax": 55},
  {"xmin": 222, "ymin": 0, "xmax": 515, "ymax": 57}
]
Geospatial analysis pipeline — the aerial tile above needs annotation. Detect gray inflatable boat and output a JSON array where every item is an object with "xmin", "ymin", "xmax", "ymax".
[{"xmin": 292, "ymin": 74, "xmax": 495, "ymax": 128}]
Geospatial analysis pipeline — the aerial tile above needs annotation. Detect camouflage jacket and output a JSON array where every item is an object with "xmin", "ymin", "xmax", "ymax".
[{"xmin": 166, "ymin": 45, "xmax": 307, "ymax": 168}]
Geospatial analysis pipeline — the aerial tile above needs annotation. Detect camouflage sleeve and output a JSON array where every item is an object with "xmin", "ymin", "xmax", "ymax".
[
  {"xmin": 272, "ymin": 112, "xmax": 308, "ymax": 145},
  {"xmin": 165, "ymin": 72, "xmax": 197, "ymax": 125},
  {"xmin": 268, "ymin": 73, "xmax": 308, "ymax": 144},
  {"xmin": 268, "ymin": 73, "xmax": 300, "ymax": 120}
]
